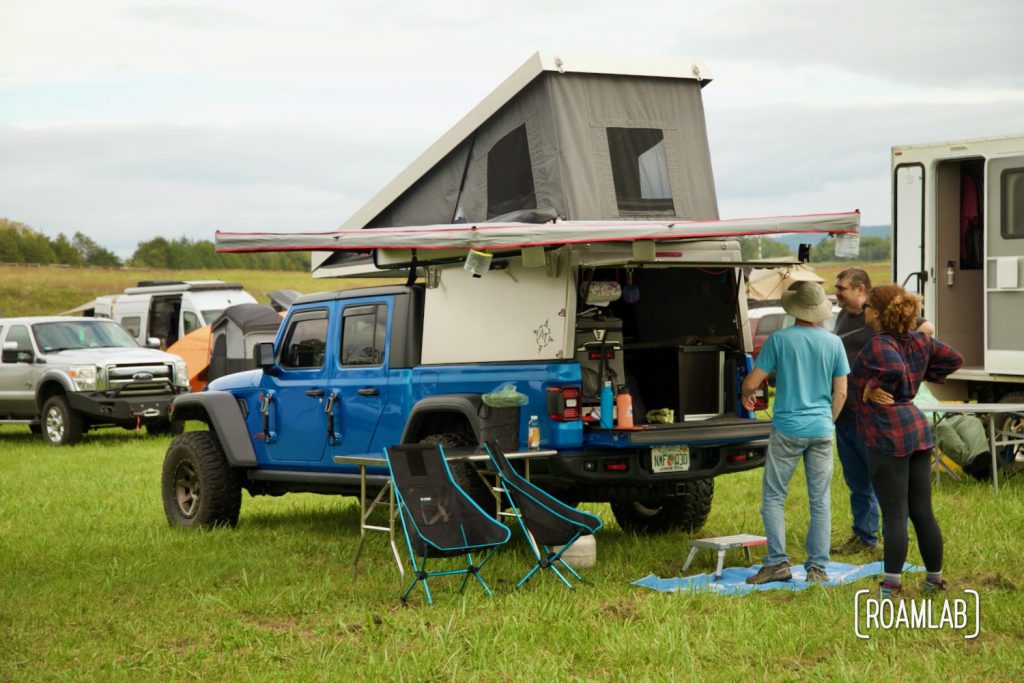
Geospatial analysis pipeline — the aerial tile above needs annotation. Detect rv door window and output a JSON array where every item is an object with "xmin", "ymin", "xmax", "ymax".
[
  {"xmin": 1001, "ymin": 168, "xmax": 1024, "ymax": 239},
  {"xmin": 120, "ymin": 316, "xmax": 141, "ymax": 337},
  {"xmin": 183, "ymin": 311, "xmax": 203, "ymax": 334},
  {"xmin": 607, "ymin": 128, "xmax": 674, "ymax": 214},
  {"xmin": 487, "ymin": 124, "xmax": 536, "ymax": 218}
]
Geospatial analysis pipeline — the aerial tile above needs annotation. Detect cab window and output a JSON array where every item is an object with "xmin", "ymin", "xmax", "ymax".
[
  {"xmin": 279, "ymin": 310, "xmax": 328, "ymax": 369},
  {"xmin": 341, "ymin": 304, "xmax": 387, "ymax": 367}
]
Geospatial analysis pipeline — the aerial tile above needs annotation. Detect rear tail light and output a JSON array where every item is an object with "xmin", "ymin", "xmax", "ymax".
[{"xmin": 547, "ymin": 386, "xmax": 582, "ymax": 421}]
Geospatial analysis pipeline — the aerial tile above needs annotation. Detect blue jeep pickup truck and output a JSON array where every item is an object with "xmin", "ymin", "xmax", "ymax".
[{"xmin": 161, "ymin": 244, "xmax": 770, "ymax": 534}]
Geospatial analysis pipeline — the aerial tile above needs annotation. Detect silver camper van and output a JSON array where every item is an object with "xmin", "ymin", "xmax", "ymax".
[
  {"xmin": 892, "ymin": 134, "xmax": 1024, "ymax": 407},
  {"xmin": 89, "ymin": 280, "xmax": 257, "ymax": 348}
]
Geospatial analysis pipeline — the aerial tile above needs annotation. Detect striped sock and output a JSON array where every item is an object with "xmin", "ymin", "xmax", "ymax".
[
  {"xmin": 883, "ymin": 572, "xmax": 901, "ymax": 587},
  {"xmin": 926, "ymin": 570, "xmax": 942, "ymax": 584}
]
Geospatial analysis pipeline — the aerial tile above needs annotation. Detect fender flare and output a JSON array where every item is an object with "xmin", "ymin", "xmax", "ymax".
[
  {"xmin": 401, "ymin": 394, "xmax": 519, "ymax": 448},
  {"xmin": 34, "ymin": 372, "xmax": 76, "ymax": 409},
  {"xmin": 170, "ymin": 391, "xmax": 257, "ymax": 467}
]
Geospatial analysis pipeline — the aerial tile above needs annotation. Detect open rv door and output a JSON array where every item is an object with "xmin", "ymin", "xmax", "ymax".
[
  {"xmin": 984, "ymin": 155, "xmax": 1024, "ymax": 373},
  {"xmin": 893, "ymin": 163, "xmax": 926, "ymax": 294}
]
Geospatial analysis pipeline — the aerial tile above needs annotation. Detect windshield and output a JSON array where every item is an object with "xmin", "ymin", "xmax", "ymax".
[
  {"xmin": 202, "ymin": 309, "xmax": 224, "ymax": 324},
  {"xmin": 33, "ymin": 320, "xmax": 140, "ymax": 352}
]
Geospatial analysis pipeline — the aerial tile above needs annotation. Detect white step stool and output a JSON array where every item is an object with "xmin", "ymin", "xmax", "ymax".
[{"xmin": 681, "ymin": 534, "xmax": 767, "ymax": 579}]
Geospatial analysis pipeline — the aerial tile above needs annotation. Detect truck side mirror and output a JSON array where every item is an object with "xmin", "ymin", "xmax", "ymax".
[
  {"xmin": 255, "ymin": 342, "xmax": 277, "ymax": 370},
  {"xmin": 2, "ymin": 341, "xmax": 32, "ymax": 364},
  {"xmin": 146, "ymin": 337, "xmax": 162, "ymax": 349}
]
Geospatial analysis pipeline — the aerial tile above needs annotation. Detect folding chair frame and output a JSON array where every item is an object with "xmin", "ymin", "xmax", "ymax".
[
  {"xmin": 385, "ymin": 444, "xmax": 510, "ymax": 605},
  {"xmin": 484, "ymin": 441, "xmax": 602, "ymax": 591}
]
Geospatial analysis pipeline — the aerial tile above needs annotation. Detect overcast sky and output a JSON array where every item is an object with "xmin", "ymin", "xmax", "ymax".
[{"xmin": 2, "ymin": 0, "xmax": 1022, "ymax": 257}]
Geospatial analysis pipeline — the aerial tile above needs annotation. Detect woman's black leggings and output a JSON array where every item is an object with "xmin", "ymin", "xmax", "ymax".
[{"xmin": 867, "ymin": 449, "xmax": 943, "ymax": 574}]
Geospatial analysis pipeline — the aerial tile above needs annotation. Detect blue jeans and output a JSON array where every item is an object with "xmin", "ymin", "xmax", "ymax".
[
  {"xmin": 761, "ymin": 428, "xmax": 833, "ymax": 570},
  {"xmin": 835, "ymin": 421, "xmax": 880, "ymax": 546}
]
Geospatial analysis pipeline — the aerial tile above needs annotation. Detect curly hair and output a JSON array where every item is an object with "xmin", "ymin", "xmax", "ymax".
[{"xmin": 868, "ymin": 284, "xmax": 921, "ymax": 334}]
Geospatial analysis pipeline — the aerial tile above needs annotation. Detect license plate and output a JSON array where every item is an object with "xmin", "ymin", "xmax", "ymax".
[{"xmin": 651, "ymin": 446, "xmax": 690, "ymax": 473}]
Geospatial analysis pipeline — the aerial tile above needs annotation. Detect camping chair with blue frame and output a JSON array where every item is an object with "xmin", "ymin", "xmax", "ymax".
[
  {"xmin": 384, "ymin": 443, "xmax": 511, "ymax": 604},
  {"xmin": 484, "ymin": 440, "xmax": 603, "ymax": 590}
]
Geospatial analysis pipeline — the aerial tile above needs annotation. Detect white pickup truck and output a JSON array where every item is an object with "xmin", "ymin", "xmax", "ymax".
[{"xmin": 0, "ymin": 317, "xmax": 190, "ymax": 445}]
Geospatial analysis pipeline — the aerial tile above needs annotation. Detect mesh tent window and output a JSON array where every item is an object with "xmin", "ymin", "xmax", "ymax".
[
  {"xmin": 487, "ymin": 124, "xmax": 536, "ymax": 218},
  {"xmin": 607, "ymin": 127, "xmax": 674, "ymax": 214}
]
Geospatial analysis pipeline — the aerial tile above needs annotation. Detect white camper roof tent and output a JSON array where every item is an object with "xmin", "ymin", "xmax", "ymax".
[{"xmin": 312, "ymin": 52, "xmax": 716, "ymax": 278}]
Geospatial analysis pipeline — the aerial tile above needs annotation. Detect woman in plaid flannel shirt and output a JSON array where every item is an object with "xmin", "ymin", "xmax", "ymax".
[{"xmin": 850, "ymin": 284, "xmax": 963, "ymax": 597}]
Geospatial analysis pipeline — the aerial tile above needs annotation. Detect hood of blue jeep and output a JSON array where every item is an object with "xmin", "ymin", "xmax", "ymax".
[{"xmin": 207, "ymin": 369, "xmax": 263, "ymax": 392}]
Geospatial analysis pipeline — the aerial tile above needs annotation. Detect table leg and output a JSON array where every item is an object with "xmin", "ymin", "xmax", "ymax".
[
  {"xmin": 715, "ymin": 550, "xmax": 726, "ymax": 579},
  {"xmin": 988, "ymin": 415, "xmax": 1000, "ymax": 494},
  {"xmin": 353, "ymin": 464, "xmax": 368, "ymax": 569},
  {"xmin": 387, "ymin": 481, "xmax": 404, "ymax": 579},
  {"xmin": 681, "ymin": 545, "xmax": 699, "ymax": 574}
]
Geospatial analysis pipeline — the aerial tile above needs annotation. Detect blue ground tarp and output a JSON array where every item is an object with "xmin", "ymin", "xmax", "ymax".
[{"xmin": 633, "ymin": 561, "xmax": 923, "ymax": 595}]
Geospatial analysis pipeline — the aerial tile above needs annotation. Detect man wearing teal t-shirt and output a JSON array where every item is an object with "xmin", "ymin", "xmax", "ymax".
[{"xmin": 741, "ymin": 281, "xmax": 849, "ymax": 584}]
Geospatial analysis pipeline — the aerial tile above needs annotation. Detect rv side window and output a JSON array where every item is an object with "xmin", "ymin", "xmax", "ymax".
[
  {"xmin": 121, "ymin": 317, "xmax": 141, "ymax": 337},
  {"xmin": 183, "ymin": 311, "xmax": 203, "ymax": 335},
  {"xmin": 607, "ymin": 127, "xmax": 674, "ymax": 214},
  {"xmin": 487, "ymin": 124, "xmax": 536, "ymax": 218},
  {"xmin": 1002, "ymin": 168, "xmax": 1024, "ymax": 239},
  {"xmin": 279, "ymin": 311, "xmax": 328, "ymax": 369},
  {"xmin": 341, "ymin": 304, "xmax": 386, "ymax": 367}
]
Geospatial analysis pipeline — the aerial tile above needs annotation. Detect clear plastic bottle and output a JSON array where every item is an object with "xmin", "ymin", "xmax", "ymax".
[{"xmin": 527, "ymin": 415, "xmax": 541, "ymax": 450}]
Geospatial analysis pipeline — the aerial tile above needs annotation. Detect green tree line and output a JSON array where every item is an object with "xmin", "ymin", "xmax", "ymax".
[
  {"xmin": 0, "ymin": 218, "xmax": 308, "ymax": 271},
  {"xmin": 739, "ymin": 236, "xmax": 891, "ymax": 262}
]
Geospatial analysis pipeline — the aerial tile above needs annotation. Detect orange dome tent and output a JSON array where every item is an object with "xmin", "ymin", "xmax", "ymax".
[{"xmin": 166, "ymin": 325, "xmax": 212, "ymax": 392}]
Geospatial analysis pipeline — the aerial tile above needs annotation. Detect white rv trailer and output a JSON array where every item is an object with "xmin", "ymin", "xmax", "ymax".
[{"xmin": 892, "ymin": 133, "xmax": 1024, "ymax": 404}]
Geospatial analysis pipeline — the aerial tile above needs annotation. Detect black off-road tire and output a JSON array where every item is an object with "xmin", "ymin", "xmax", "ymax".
[
  {"xmin": 41, "ymin": 395, "xmax": 84, "ymax": 446},
  {"xmin": 146, "ymin": 420, "xmax": 185, "ymax": 437},
  {"xmin": 162, "ymin": 432, "xmax": 242, "ymax": 528},
  {"xmin": 419, "ymin": 432, "xmax": 494, "ymax": 513},
  {"xmin": 611, "ymin": 478, "xmax": 714, "ymax": 534}
]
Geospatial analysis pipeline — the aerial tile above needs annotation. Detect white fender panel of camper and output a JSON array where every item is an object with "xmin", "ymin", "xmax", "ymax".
[
  {"xmin": 215, "ymin": 211, "xmax": 859, "ymax": 256},
  {"xmin": 421, "ymin": 259, "xmax": 574, "ymax": 364}
]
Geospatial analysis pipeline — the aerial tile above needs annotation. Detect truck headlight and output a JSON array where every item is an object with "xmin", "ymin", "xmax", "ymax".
[
  {"xmin": 174, "ymin": 359, "xmax": 189, "ymax": 388},
  {"xmin": 69, "ymin": 366, "xmax": 97, "ymax": 391}
]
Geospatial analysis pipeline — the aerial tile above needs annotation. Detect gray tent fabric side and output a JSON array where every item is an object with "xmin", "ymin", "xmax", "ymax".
[
  {"xmin": 545, "ymin": 73, "xmax": 718, "ymax": 221},
  {"xmin": 368, "ymin": 142, "xmax": 473, "ymax": 228},
  {"xmin": 208, "ymin": 304, "xmax": 283, "ymax": 382},
  {"xmin": 369, "ymin": 76, "xmax": 564, "ymax": 228}
]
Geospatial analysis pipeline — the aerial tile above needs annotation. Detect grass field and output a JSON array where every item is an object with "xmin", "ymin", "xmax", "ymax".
[
  {"xmin": 1, "ymin": 423, "xmax": 1022, "ymax": 681},
  {"xmin": 0, "ymin": 265, "xmax": 396, "ymax": 318}
]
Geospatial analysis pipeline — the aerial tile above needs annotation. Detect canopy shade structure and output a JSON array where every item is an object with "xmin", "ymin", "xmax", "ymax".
[
  {"xmin": 747, "ymin": 264, "xmax": 825, "ymax": 301},
  {"xmin": 217, "ymin": 211, "xmax": 859, "ymax": 257}
]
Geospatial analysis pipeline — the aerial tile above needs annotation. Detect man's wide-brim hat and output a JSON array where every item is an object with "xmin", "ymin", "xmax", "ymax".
[{"xmin": 781, "ymin": 281, "xmax": 833, "ymax": 323}]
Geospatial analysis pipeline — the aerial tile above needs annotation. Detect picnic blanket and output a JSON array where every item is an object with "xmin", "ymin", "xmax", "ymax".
[{"xmin": 633, "ymin": 561, "xmax": 923, "ymax": 594}]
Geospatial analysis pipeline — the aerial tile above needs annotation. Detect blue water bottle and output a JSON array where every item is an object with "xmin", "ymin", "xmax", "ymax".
[{"xmin": 599, "ymin": 381, "xmax": 614, "ymax": 430}]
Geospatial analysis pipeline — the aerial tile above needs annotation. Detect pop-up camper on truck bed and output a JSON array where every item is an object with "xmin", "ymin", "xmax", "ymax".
[{"xmin": 160, "ymin": 52, "xmax": 861, "ymax": 534}]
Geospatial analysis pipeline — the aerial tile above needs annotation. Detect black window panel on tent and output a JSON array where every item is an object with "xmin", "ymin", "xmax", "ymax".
[
  {"xmin": 607, "ymin": 127, "xmax": 674, "ymax": 214},
  {"xmin": 487, "ymin": 125, "xmax": 536, "ymax": 218}
]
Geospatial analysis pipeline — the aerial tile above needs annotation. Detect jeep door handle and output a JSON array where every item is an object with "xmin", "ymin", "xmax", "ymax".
[
  {"xmin": 305, "ymin": 389, "xmax": 324, "ymax": 398},
  {"xmin": 357, "ymin": 387, "xmax": 379, "ymax": 396}
]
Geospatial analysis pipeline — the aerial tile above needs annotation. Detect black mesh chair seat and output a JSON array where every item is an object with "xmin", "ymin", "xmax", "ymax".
[
  {"xmin": 484, "ymin": 440, "xmax": 603, "ymax": 590},
  {"xmin": 385, "ymin": 443, "xmax": 510, "ymax": 604}
]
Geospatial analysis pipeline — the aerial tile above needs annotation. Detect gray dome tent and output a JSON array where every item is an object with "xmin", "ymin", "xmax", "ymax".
[{"xmin": 208, "ymin": 304, "xmax": 284, "ymax": 383}]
